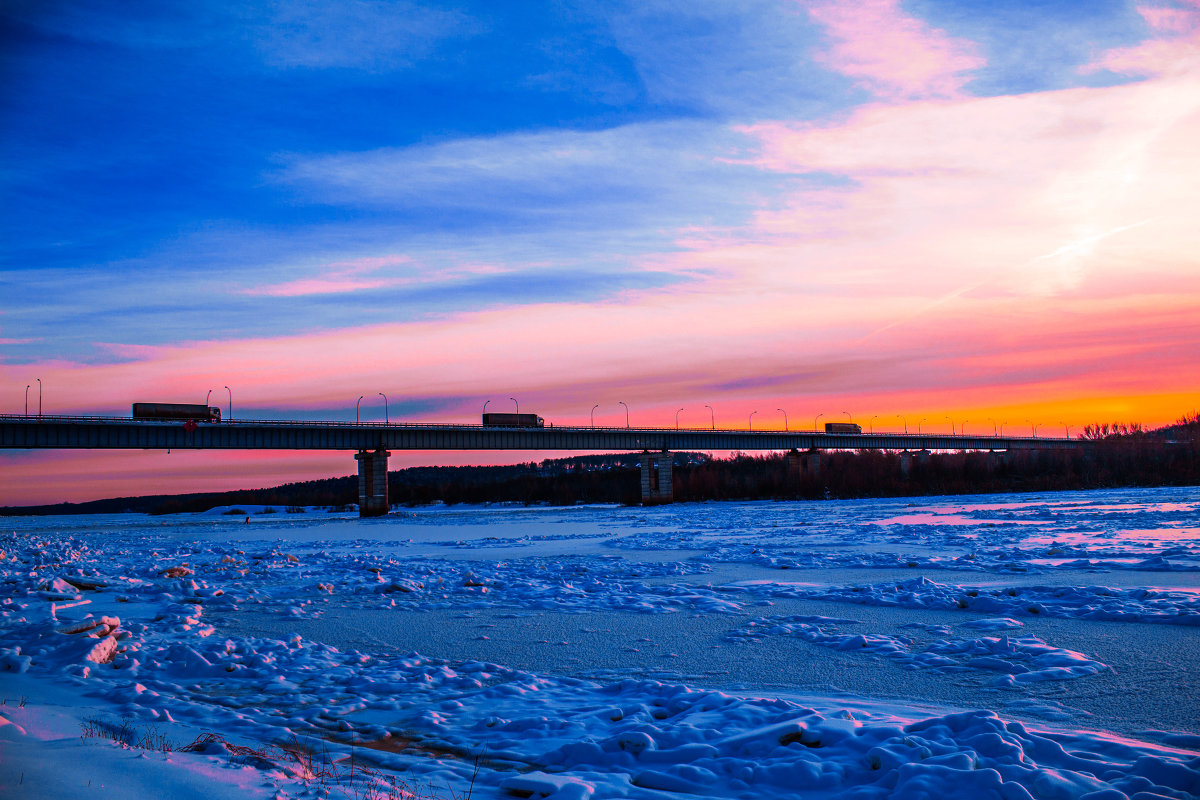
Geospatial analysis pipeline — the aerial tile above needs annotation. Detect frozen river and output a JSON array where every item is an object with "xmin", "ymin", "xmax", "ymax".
[{"xmin": 2, "ymin": 486, "xmax": 1199, "ymax": 799}]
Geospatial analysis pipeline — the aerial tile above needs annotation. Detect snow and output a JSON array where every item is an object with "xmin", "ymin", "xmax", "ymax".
[{"xmin": 1, "ymin": 486, "xmax": 1198, "ymax": 799}]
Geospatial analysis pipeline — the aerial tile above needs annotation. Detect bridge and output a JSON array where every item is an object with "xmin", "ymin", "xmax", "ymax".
[{"xmin": 1, "ymin": 414, "xmax": 1083, "ymax": 515}]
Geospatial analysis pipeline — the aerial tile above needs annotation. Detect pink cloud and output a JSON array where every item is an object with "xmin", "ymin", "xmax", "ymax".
[
  {"xmin": 803, "ymin": 0, "xmax": 984, "ymax": 100},
  {"xmin": 732, "ymin": 58, "xmax": 1200, "ymax": 301},
  {"xmin": 1083, "ymin": 2, "xmax": 1200, "ymax": 78},
  {"xmin": 241, "ymin": 254, "xmax": 414, "ymax": 297}
]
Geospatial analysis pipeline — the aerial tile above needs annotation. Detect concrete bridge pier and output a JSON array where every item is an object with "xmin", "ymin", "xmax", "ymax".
[
  {"xmin": 787, "ymin": 447, "xmax": 821, "ymax": 475},
  {"xmin": 787, "ymin": 448, "xmax": 802, "ymax": 479},
  {"xmin": 355, "ymin": 448, "xmax": 390, "ymax": 517},
  {"xmin": 899, "ymin": 451, "xmax": 912, "ymax": 477},
  {"xmin": 640, "ymin": 450, "xmax": 673, "ymax": 504},
  {"xmin": 787, "ymin": 448, "xmax": 822, "ymax": 483}
]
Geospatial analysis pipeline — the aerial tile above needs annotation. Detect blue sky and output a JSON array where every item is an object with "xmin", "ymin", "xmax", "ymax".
[
  {"xmin": 3, "ymin": 0, "xmax": 1157, "ymax": 364},
  {"xmin": 3, "ymin": 0, "xmax": 1199, "ymax": 503}
]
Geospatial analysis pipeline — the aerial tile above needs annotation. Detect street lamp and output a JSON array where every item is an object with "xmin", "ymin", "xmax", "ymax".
[
  {"xmin": 1059, "ymin": 421, "xmax": 1070, "ymax": 438},
  {"xmin": 380, "ymin": 392, "xmax": 389, "ymax": 424},
  {"xmin": 224, "ymin": 386, "xmax": 232, "ymax": 421},
  {"xmin": 675, "ymin": 407, "xmax": 684, "ymax": 430},
  {"xmin": 988, "ymin": 418, "xmax": 997, "ymax": 436},
  {"xmin": 945, "ymin": 416, "xmax": 955, "ymax": 435},
  {"xmin": 24, "ymin": 384, "xmax": 29, "ymax": 415},
  {"xmin": 868, "ymin": 414, "xmax": 878, "ymax": 434},
  {"xmin": 618, "ymin": 401, "xmax": 629, "ymax": 428},
  {"xmin": 206, "ymin": 389, "xmax": 212, "ymax": 407},
  {"xmin": 999, "ymin": 421, "xmax": 1006, "ymax": 436},
  {"xmin": 356, "ymin": 395, "xmax": 364, "ymax": 423},
  {"xmin": 777, "ymin": 408, "xmax": 788, "ymax": 431},
  {"xmin": 482, "ymin": 399, "xmax": 490, "ymax": 416},
  {"xmin": 918, "ymin": 418, "xmax": 926, "ymax": 434},
  {"xmin": 749, "ymin": 410, "xmax": 758, "ymax": 430},
  {"xmin": 510, "ymin": 397, "xmax": 519, "ymax": 415},
  {"xmin": 842, "ymin": 410, "xmax": 852, "ymax": 423},
  {"xmin": 592, "ymin": 404, "xmax": 600, "ymax": 427},
  {"xmin": 961, "ymin": 420, "xmax": 969, "ymax": 435},
  {"xmin": 37, "ymin": 378, "xmax": 41, "ymax": 417},
  {"xmin": 814, "ymin": 412, "xmax": 824, "ymax": 431},
  {"xmin": 1026, "ymin": 420, "xmax": 1038, "ymax": 437},
  {"xmin": 899, "ymin": 415, "xmax": 908, "ymax": 434},
  {"xmin": 705, "ymin": 404, "xmax": 715, "ymax": 430}
]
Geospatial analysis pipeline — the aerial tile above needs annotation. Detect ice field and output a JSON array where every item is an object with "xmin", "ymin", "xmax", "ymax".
[{"xmin": 1, "ymin": 486, "xmax": 1198, "ymax": 799}]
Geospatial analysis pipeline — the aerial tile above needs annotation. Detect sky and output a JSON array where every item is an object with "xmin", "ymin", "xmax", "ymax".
[{"xmin": 2, "ymin": 0, "xmax": 1199, "ymax": 505}]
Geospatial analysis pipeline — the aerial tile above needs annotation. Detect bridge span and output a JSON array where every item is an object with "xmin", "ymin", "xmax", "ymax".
[{"xmin": 1, "ymin": 415, "xmax": 1083, "ymax": 515}]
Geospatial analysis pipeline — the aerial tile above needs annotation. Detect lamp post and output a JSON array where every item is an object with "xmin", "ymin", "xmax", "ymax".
[
  {"xmin": 999, "ymin": 421, "xmax": 1006, "ymax": 436},
  {"xmin": 592, "ymin": 404, "xmax": 600, "ymax": 428},
  {"xmin": 961, "ymin": 420, "xmax": 969, "ymax": 436},
  {"xmin": 899, "ymin": 415, "xmax": 908, "ymax": 434},
  {"xmin": 1026, "ymin": 420, "xmax": 1038, "ymax": 437},
  {"xmin": 206, "ymin": 389, "xmax": 212, "ymax": 408},
  {"xmin": 749, "ymin": 410, "xmax": 758, "ymax": 430},
  {"xmin": 945, "ymin": 417, "xmax": 955, "ymax": 435},
  {"xmin": 842, "ymin": 410, "xmax": 852, "ymax": 423},
  {"xmin": 37, "ymin": 378, "xmax": 41, "ymax": 417},
  {"xmin": 814, "ymin": 412, "xmax": 824, "ymax": 431},
  {"xmin": 618, "ymin": 401, "xmax": 629, "ymax": 428},
  {"xmin": 675, "ymin": 407, "xmax": 684, "ymax": 430},
  {"xmin": 918, "ymin": 418, "xmax": 926, "ymax": 434},
  {"xmin": 24, "ymin": 384, "xmax": 29, "ymax": 415},
  {"xmin": 482, "ymin": 399, "xmax": 490, "ymax": 416},
  {"xmin": 777, "ymin": 408, "xmax": 788, "ymax": 431},
  {"xmin": 356, "ymin": 395, "xmax": 364, "ymax": 423},
  {"xmin": 510, "ymin": 397, "xmax": 519, "ymax": 415},
  {"xmin": 380, "ymin": 392, "xmax": 389, "ymax": 424},
  {"xmin": 988, "ymin": 418, "xmax": 997, "ymax": 436},
  {"xmin": 705, "ymin": 404, "xmax": 715, "ymax": 430},
  {"xmin": 224, "ymin": 386, "xmax": 231, "ymax": 421},
  {"xmin": 1059, "ymin": 421, "xmax": 1070, "ymax": 439},
  {"xmin": 868, "ymin": 414, "xmax": 878, "ymax": 434}
]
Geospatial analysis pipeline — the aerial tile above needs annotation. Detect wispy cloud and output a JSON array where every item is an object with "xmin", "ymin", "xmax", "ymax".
[
  {"xmin": 273, "ymin": 121, "xmax": 764, "ymax": 229},
  {"xmin": 240, "ymin": 255, "xmax": 415, "ymax": 297},
  {"xmin": 252, "ymin": 0, "xmax": 476, "ymax": 71},
  {"xmin": 803, "ymin": 0, "xmax": 984, "ymax": 100},
  {"xmin": 1082, "ymin": 0, "xmax": 1200, "ymax": 78}
]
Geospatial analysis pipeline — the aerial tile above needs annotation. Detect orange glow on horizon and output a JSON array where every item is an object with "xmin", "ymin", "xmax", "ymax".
[{"xmin": 2, "ymin": 387, "xmax": 1194, "ymax": 507}]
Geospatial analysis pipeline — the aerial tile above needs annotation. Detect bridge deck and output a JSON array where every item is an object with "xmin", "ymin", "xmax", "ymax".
[{"xmin": 1, "ymin": 415, "xmax": 1080, "ymax": 452}]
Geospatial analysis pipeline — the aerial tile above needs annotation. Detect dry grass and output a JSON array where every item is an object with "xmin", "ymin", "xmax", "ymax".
[{"xmin": 80, "ymin": 718, "xmax": 481, "ymax": 800}]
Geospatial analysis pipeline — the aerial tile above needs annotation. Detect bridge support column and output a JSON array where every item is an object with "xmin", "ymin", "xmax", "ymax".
[
  {"xmin": 640, "ymin": 450, "xmax": 673, "ymax": 504},
  {"xmin": 787, "ymin": 448, "xmax": 821, "ymax": 477},
  {"xmin": 787, "ymin": 448, "xmax": 802, "ymax": 478},
  {"xmin": 355, "ymin": 449, "xmax": 390, "ymax": 517},
  {"xmin": 899, "ymin": 451, "xmax": 912, "ymax": 477}
]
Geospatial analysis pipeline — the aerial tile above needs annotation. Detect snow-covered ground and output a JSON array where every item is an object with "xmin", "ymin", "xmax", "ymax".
[{"xmin": 2, "ymin": 486, "xmax": 1198, "ymax": 799}]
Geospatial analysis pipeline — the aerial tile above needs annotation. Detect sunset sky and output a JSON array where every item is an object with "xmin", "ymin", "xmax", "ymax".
[{"xmin": 3, "ymin": 1, "xmax": 1199, "ymax": 505}]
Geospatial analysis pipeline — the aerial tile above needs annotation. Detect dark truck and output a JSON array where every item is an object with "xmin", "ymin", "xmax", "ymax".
[
  {"xmin": 824, "ymin": 422, "xmax": 862, "ymax": 434},
  {"xmin": 132, "ymin": 403, "xmax": 222, "ymax": 422},
  {"xmin": 482, "ymin": 412, "xmax": 545, "ymax": 428}
]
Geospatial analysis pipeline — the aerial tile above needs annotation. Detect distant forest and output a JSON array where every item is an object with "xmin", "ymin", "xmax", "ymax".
[{"xmin": 4, "ymin": 413, "xmax": 1197, "ymax": 516}]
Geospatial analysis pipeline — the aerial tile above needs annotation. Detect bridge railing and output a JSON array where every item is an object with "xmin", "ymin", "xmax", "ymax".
[{"xmin": 0, "ymin": 414, "xmax": 1074, "ymax": 441}]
